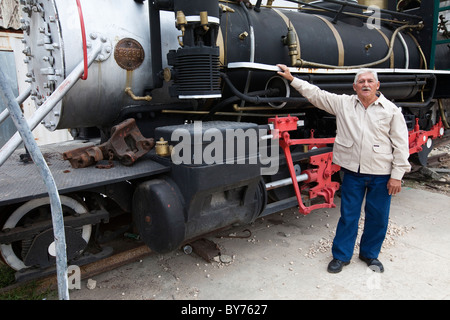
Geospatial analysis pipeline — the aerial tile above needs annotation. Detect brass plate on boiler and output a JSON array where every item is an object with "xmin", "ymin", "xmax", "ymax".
[{"xmin": 114, "ymin": 38, "xmax": 145, "ymax": 70}]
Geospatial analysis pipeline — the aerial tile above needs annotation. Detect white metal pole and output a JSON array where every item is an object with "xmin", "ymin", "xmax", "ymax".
[
  {"xmin": 0, "ymin": 68, "xmax": 70, "ymax": 300},
  {"xmin": 0, "ymin": 86, "xmax": 31, "ymax": 126}
]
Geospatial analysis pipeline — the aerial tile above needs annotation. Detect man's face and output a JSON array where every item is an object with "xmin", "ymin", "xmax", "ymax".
[{"xmin": 353, "ymin": 72, "xmax": 380, "ymax": 101}]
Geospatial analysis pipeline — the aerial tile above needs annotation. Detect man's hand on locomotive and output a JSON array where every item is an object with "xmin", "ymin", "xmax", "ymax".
[{"xmin": 277, "ymin": 64, "xmax": 294, "ymax": 82}]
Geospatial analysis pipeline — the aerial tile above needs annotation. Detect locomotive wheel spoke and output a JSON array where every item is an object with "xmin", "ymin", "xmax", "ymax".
[{"xmin": 0, "ymin": 196, "xmax": 92, "ymax": 271}]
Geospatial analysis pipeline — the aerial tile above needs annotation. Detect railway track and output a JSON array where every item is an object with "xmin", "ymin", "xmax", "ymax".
[{"xmin": 0, "ymin": 224, "xmax": 235, "ymax": 296}]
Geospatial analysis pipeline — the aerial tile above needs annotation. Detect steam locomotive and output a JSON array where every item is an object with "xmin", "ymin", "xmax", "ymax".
[{"xmin": 0, "ymin": 0, "xmax": 449, "ymax": 279}]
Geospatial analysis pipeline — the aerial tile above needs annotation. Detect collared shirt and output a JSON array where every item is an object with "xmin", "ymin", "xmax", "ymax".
[{"xmin": 290, "ymin": 77, "xmax": 411, "ymax": 180}]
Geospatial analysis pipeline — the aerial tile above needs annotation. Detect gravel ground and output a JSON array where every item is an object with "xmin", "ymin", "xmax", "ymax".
[{"xmin": 404, "ymin": 136, "xmax": 450, "ymax": 196}]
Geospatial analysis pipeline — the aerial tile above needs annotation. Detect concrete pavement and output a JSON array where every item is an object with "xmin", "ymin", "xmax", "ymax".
[{"xmin": 67, "ymin": 187, "xmax": 450, "ymax": 300}]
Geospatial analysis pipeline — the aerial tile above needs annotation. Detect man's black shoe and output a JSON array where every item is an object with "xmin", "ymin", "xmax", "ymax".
[
  {"xmin": 327, "ymin": 258, "xmax": 350, "ymax": 273},
  {"xmin": 359, "ymin": 255, "xmax": 384, "ymax": 273}
]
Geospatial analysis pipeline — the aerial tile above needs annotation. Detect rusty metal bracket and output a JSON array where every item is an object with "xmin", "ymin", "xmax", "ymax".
[
  {"xmin": 63, "ymin": 118, "xmax": 155, "ymax": 168},
  {"xmin": 268, "ymin": 115, "xmax": 340, "ymax": 215}
]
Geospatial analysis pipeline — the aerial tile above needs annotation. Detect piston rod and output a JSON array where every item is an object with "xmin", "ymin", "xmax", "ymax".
[{"xmin": 265, "ymin": 173, "xmax": 309, "ymax": 190}]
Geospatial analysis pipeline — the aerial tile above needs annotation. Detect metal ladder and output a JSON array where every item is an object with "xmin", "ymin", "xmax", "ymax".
[{"xmin": 430, "ymin": 0, "xmax": 450, "ymax": 69}]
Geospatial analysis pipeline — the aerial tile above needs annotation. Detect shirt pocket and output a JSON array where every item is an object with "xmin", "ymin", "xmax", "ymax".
[
  {"xmin": 334, "ymin": 136, "xmax": 354, "ymax": 164},
  {"xmin": 372, "ymin": 144, "xmax": 392, "ymax": 154},
  {"xmin": 372, "ymin": 143, "xmax": 393, "ymax": 170},
  {"xmin": 375, "ymin": 115, "xmax": 392, "ymax": 134}
]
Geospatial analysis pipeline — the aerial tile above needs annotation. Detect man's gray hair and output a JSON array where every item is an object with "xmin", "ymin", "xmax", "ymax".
[{"xmin": 354, "ymin": 68, "xmax": 379, "ymax": 84}]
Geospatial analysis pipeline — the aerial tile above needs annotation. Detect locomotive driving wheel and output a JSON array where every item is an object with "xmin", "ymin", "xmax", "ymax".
[{"xmin": 0, "ymin": 195, "xmax": 92, "ymax": 271}]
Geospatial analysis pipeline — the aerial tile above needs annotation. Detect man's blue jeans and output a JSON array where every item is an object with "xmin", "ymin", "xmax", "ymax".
[{"xmin": 332, "ymin": 170, "xmax": 392, "ymax": 262}]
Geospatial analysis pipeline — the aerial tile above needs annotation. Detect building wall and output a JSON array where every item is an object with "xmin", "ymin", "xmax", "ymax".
[
  {"xmin": 0, "ymin": 0, "xmax": 21, "ymax": 30},
  {"xmin": 0, "ymin": 31, "xmax": 73, "ymax": 146}
]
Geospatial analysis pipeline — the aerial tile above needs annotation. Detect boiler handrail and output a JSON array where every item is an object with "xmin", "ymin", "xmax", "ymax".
[
  {"xmin": 0, "ymin": 43, "xmax": 102, "ymax": 167},
  {"xmin": 0, "ymin": 86, "xmax": 31, "ymax": 126}
]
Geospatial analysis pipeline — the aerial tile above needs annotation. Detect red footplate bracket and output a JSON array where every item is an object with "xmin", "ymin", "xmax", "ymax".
[
  {"xmin": 268, "ymin": 116, "xmax": 340, "ymax": 215},
  {"xmin": 408, "ymin": 117, "xmax": 445, "ymax": 154}
]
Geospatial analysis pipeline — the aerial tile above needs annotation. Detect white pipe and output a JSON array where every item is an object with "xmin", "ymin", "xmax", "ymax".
[
  {"xmin": 0, "ymin": 68, "xmax": 69, "ymax": 300},
  {"xmin": 397, "ymin": 32, "xmax": 409, "ymax": 69},
  {"xmin": 0, "ymin": 43, "xmax": 102, "ymax": 166},
  {"xmin": 0, "ymin": 87, "xmax": 31, "ymax": 126}
]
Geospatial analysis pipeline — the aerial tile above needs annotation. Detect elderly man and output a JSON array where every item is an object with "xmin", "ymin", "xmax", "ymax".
[{"xmin": 276, "ymin": 64, "xmax": 411, "ymax": 273}]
